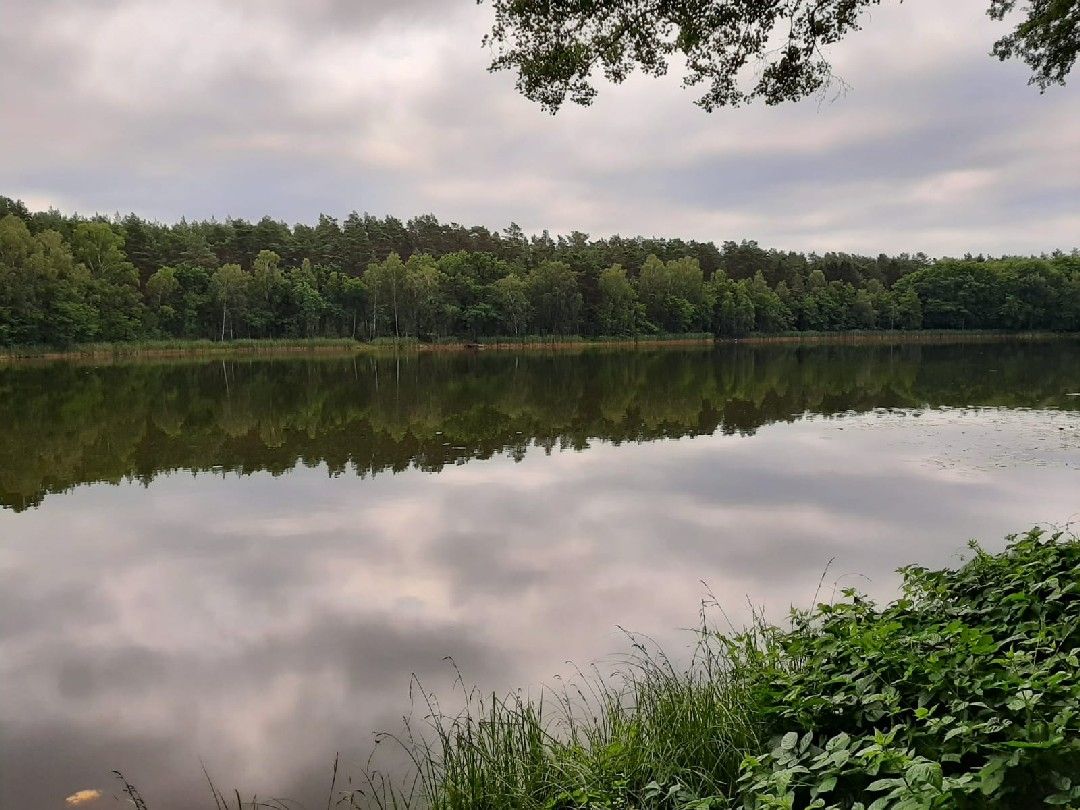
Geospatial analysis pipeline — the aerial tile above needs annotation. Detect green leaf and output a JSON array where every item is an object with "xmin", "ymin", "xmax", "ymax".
[
  {"xmin": 979, "ymin": 759, "xmax": 1008, "ymax": 796},
  {"xmin": 867, "ymin": 778, "xmax": 902, "ymax": 792}
]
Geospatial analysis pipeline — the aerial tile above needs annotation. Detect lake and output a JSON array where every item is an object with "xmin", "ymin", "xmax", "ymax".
[{"xmin": 1, "ymin": 338, "xmax": 1078, "ymax": 809}]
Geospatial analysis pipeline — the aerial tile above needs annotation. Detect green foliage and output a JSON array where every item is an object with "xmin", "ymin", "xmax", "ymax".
[
  {"xmin": 899, "ymin": 258, "xmax": 1080, "ymax": 331},
  {"xmin": 0, "ymin": 214, "xmax": 98, "ymax": 346},
  {"xmin": 493, "ymin": 273, "xmax": 531, "ymax": 336},
  {"xmin": 355, "ymin": 529, "xmax": 1079, "ymax": 810},
  {"xmin": 740, "ymin": 527, "xmax": 1080, "ymax": 808},
  {"xmin": 527, "ymin": 260, "xmax": 583, "ymax": 336},
  {"xmin": 989, "ymin": 0, "xmax": 1080, "ymax": 91},
  {"xmin": 481, "ymin": 0, "xmax": 1078, "ymax": 112},
  {"xmin": 597, "ymin": 264, "xmax": 641, "ymax": 336},
  {"xmin": 0, "ymin": 200, "xmax": 1077, "ymax": 349},
  {"xmin": 72, "ymin": 221, "xmax": 144, "ymax": 341}
]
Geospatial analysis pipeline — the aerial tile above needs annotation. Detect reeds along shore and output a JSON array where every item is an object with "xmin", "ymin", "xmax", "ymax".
[{"xmin": 0, "ymin": 330, "xmax": 1073, "ymax": 364}]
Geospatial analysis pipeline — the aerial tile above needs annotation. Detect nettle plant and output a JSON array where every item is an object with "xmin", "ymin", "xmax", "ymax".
[{"xmin": 736, "ymin": 528, "xmax": 1080, "ymax": 809}]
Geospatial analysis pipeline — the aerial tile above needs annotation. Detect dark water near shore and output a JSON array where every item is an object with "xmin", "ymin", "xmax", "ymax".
[{"xmin": 2, "ymin": 340, "xmax": 1078, "ymax": 809}]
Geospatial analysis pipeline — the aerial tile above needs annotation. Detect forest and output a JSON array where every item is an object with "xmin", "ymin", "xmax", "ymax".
[{"xmin": 1, "ymin": 195, "xmax": 1078, "ymax": 347}]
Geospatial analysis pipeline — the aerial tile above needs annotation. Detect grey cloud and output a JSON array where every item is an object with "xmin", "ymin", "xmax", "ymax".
[
  {"xmin": 3, "ymin": 0, "xmax": 1078, "ymax": 253},
  {"xmin": 280, "ymin": 0, "xmax": 465, "ymax": 32}
]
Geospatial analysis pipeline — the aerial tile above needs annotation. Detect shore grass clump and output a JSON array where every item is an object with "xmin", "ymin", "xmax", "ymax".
[{"xmin": 363, "ymin": 529, "xmax": 1079, "ymax": 809}]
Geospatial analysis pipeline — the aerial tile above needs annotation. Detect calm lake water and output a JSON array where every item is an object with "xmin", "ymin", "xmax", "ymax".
[{"xmin": 2, "ymin": 339, "xmax": 1078, "ymax": 809}]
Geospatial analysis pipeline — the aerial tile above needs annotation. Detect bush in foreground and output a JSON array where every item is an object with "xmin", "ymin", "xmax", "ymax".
[{"xmin": 358, "ymin": 529, "xmax": 1079, "ymax": 809}]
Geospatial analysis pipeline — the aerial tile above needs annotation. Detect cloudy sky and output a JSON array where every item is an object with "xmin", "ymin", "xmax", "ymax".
[{"xmin": 2, "ymin": 0, "xmax": 1077, "ymax": 256}]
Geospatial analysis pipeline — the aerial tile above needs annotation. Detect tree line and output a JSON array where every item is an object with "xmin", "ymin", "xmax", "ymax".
[{"xmin": 1, "ymin": 196, "xmax": 1078, "ymax": 346}]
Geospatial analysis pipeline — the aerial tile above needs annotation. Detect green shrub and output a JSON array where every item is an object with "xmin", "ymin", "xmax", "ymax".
[{"xmin": 739, "ymin": 527, "xmax": 1080, "ymax": 809}]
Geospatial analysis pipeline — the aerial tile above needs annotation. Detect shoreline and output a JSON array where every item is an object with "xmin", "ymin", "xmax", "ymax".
[{"xmin": 0, "ymin": 330, "xmax": 1073, "ymax": 365}]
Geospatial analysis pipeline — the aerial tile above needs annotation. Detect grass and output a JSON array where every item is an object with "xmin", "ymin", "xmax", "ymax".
[
  {"xmin": 716, "ymin": 329, "xmax": 1076, "ymax": 346},
  {"xmin": 343, "ymin": 528, "xmax": 1079, "ymax": 810},
  {"xmin": 0, "ymin": 333, "xmax": 712, "ymax": 361},
  {"xmin": 429, "ymin": 334, "xmax": 716, "ymax": 347},
  {"xmin": 3, "ymin": 330, "xmax": 1073, "ymax": 363},
  {"xmin": 0, "ymin": 337, "xmax": 369, "ymax": 361},
  {"xmin": 348, "ymin": 632, "xmax": 760, "ymax": 810}
]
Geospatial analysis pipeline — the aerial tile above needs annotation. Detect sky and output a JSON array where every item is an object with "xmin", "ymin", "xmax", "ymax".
[{"xmin": 1, "ymin": 0, "xmax": 1078, "ymax": 256}]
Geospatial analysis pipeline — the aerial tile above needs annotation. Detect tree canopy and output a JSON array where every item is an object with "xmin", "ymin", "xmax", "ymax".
[{"xmin": 479, "ymin": 0, "xmax": 1080, "ymax": 112}]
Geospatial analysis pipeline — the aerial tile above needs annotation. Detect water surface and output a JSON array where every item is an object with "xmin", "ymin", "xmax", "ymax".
[{"xmin": 1, "ymin": 340, "xmax": 1078, "ymax": 809}]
